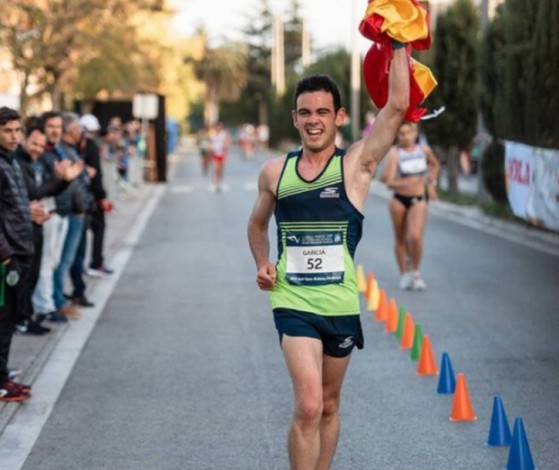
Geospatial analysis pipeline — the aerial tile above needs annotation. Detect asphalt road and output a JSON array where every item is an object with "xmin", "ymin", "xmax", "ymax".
[{"xmin": 19, "ymin": 146, "xmax": 559, "ymax": 470}]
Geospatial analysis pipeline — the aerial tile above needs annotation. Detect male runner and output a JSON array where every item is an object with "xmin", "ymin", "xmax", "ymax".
[
  {"xmin": 209, "ymin": 122, "xmax": 231, "ymax": 192},
  {"xmin": 247, "ymin": 43, "xmax": 409, "ymax": 469}
]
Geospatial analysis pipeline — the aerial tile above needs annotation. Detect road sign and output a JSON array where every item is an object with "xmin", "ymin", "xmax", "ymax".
[{"xmin": 133, "ymin": 94, "xmax": 159, "ymax": 120}]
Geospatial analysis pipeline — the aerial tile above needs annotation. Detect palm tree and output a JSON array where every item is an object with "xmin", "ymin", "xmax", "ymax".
[{"xmin": 191, "ymin": 28, "xmax": 248, "ymax": 126}]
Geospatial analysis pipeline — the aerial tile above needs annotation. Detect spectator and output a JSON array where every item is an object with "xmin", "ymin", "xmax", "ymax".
[
  {"xmin": 76, "ymin": 114, "xmax": 114, "ymax": 283},
  {"xmin": 33, "ymin": 111, "xmax": 76, "ymax": 323},
  {"xmin": 0, "ymin": 107, "xmax": 34, "ymax": 401},
  {"xmin": 14, "ymin": 118, "xmax": 82, "ymax": 334},
  {"xmin": 99, "ymin": 125, "xmax": 122, "ymax": 196},
  {"xmin": 51, "ymin": 113, "xmax": 95, "ymax": 320}
]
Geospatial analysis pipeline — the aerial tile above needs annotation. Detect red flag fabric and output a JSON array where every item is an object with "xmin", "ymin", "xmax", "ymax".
[
  {"xmin": 363, "ymin": 43, "xmax": 436, "ymax": 122},
  {"xmin": 359, "ymin": 0, "xmax": 437, "ymax": 122}
]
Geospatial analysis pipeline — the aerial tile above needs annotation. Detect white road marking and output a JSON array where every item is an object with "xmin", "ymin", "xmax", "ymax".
[{"xmin": 0, "ymin": 185, "xmax": 167, "ymax": 470}]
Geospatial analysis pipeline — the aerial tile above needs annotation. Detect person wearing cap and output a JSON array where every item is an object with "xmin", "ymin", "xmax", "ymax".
[{"xmin": 70, "ymin": 115, "xmax": 113, "ymax": 307}]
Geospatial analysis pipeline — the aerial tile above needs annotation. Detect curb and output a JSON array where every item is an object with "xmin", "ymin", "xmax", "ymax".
[
  {"xmin": 0, "ymin": 323, "xmax": 68, "ymax": 434},
  {"xmin": 0, "ymin": 183, "xmax": 160, "ymax": 436}
]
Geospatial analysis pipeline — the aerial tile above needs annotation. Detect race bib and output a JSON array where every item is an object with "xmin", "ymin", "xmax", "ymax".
[
  {"xmin": 285, "ymin": 231, "xmax": 345, "ymax": 286},
  {"xmin": 399, "ymin": 157, "xmax": 427, "ymax": 176}
]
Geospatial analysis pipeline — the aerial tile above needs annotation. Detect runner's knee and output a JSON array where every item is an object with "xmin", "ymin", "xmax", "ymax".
[
  {"xmin": 408, "ymin": 231, "xmax": 422, "ymax": 245},
  {"xmin": 295, "ymin": 395, "xmax": 323, "ymax": 426},
  {"xmin": 322, "ymin": 394, "xmax": 341, "ymax": 419}
]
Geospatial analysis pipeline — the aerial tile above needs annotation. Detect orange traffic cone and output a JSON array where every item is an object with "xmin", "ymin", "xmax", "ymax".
[
  {"xmin": 374, "ymin": 290, "xmax": 388, "ymax": 322},
  {"xmin": 384, "ymin": 298, "xmax": 398, "ymax": 333},
  {"xmin": 417, "ymin": 335, "xmax": 438, "ymax": 376},
  {"xmin": 400, "ymin": 312, "xmax": 415, "ymax": 349},
  {"xmin": 449, "ymin": 373, "xmax": 477, "ymax": 422},
  {"xmin": 367, "ymin": 278, "xmax": 380, "ymax": 311},
  {"xmin": 365, "ymin": 273, "xmax": 375, "ymax": 300},
  {"xmin": 356, "ymin": 265, "xmax": 366, "ymax": 293}
]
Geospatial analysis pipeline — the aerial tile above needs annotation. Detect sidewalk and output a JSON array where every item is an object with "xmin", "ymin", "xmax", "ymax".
[
  {"xmin": 370, "ymin": 181, "xmax": 559, "ymax": 257},
  {"xmin": 0, "ymin": 181, "xmax": 160, "ymax": 435}
]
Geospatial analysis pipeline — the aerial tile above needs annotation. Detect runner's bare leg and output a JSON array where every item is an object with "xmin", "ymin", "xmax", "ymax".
[
  {"xmin": 282, "ymin": 335, "xmax": 324, "ymax": 470},
  {"xmin": 316, "ymin": 354, "xmax": 352, "ymax": 470}
]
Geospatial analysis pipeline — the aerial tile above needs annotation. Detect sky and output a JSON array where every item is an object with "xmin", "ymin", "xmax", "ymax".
[{"xmin": 170, "ymin": 0, "xmax": 371, "ymax": 53}]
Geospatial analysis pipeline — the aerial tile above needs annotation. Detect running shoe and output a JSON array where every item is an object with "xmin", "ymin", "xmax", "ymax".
[
  {"xmin": 411, "ymin": 272, "xmax": 427, "ymax": 291},
  {"xmin": 399, "ymin": 272, "xmax": 412, "ymax": 290},
  {"xmin": 0, "ymin": 380, "xmax": 30, "ymax": 402}
]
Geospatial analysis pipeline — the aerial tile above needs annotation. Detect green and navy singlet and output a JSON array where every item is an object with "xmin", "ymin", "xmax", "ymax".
[{"xmin": 271, "ymin": 148, "xmax": 364, "ymax": 316}]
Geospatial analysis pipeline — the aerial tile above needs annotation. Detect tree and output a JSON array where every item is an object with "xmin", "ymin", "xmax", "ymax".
[
  {"xmin": 527, "ymin": 0, "xmax": 559, "ymax": 148},
  {"xmin": 283, "ymin": 0, "xmax": 304, "ymax": 75},
  {"xmin": 306, "ymin": 48, "xmax": 374, "ymax": 123},
  {"xmin": 423, "ymin": 0, "xmax": 479, "ymax": 194},
  {"xmin": 479, "ymin": 1, "xmax": 559, "ymax": 202},
  {"xmin": 0, "ymin": 0, "xmax": 163, "ymax": 111},
  {"xmin": 190, "ymin": 28, "xmax": 247, "ymax": 126},
  {"xmin": 265, "ymin": 48, "xmax": 376, "ymax": 148},
  {"xmin": 479, "ymin": 4, "xmax": 505, "ymax": 138},
  {"xmin": 235, "ymin": 0, "xmax": 274, "ymax": 125},
  {"xmin": 500, "ymin": 0, "xmax": 538, "ymax": 145}
]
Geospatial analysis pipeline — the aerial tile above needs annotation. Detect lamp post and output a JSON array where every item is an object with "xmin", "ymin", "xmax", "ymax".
[
  {"xmin": 350, "ymin": 0, "xmax": 361, "ymax": 142},
  {"xmin": 477, "ymin": 0, "xmax": 490, "ymax": 202}
]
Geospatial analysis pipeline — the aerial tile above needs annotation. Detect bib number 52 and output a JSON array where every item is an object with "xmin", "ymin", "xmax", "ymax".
[{"xmin": 306, "ymin": 258, "xmax": 323, "ymax": 270}]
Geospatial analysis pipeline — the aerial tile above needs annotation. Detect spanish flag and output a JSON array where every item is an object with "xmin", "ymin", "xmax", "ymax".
[{"xmin": 360, "ymin": 0, "xmax": 437, "ymax": 122}]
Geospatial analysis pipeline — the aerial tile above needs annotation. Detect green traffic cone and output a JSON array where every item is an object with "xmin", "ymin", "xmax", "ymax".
[
  {"xmin": 395, "ymin": 306, "xmax": 406, "ymax": 339},
  {"xmin": 410, "ymin": 324, "xmax": 423, "ymax": 361}
]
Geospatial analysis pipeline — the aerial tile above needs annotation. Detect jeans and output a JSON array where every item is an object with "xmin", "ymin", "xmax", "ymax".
[
  {"xmin": 53, "ymin": 214, "xmax": 85, "ymax": 309},
  {"xmin": 33, "ymin": 214, "xmax": 68, "ymax": 314},
  {"xmin": 70, "ymin": 223, "xmax": 87, "ymax": 299}
]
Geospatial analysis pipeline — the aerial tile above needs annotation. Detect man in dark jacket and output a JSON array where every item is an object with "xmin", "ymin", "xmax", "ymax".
[
  {"xmin": 78, "ymin": 115, "xmax": 113, "ymax": 279},
  {"xmin": 0, "ymin": 107, "xmax": 33, "ymax": 402},
  {"xmin": 15, "ymin": 121, "xmax": 82, "ymax": 333}
]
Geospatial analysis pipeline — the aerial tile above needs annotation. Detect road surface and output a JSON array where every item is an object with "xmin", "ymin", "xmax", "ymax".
[{"xmin": 12, "ymin": 146, "xmax": 559, "ymax": 469}]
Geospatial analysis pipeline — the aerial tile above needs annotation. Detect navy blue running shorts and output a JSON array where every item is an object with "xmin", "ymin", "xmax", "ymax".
[{"xmin": 273, "ymin": 308, "xmax": 364, "ymax": 358}]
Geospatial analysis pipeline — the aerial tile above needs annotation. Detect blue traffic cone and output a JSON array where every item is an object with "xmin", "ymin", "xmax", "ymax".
[
  {"xmin": 437, "ymin": 352, "xmax": 456, "ymax": 394},
  {"xmin": 487, "ymin": 396, "xmax": 511, "ymax": 446},
  {"xmin": 506, "ymin": 418, "xmax": 536, "ymax": 470}
]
